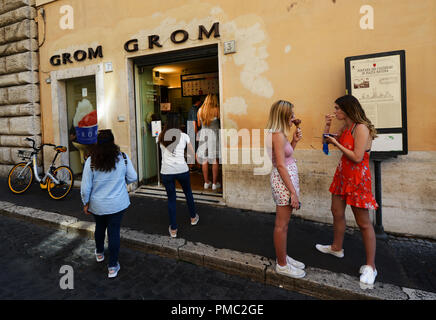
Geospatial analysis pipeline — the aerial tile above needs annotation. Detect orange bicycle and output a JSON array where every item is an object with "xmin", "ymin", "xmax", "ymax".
[{"xmin": 7, "ymin": 137, "xmax": 74, "ymax": 200}]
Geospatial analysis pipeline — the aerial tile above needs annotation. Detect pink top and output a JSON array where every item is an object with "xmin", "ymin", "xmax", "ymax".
[{"xmin": 267, "ymin": 136, "xmax": 295, "ymax": 168}]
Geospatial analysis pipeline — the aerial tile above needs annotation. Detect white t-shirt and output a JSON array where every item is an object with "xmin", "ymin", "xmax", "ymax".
[{"xmin": 160, "ymin": 132, "xmax": 190, "ymax": 175}]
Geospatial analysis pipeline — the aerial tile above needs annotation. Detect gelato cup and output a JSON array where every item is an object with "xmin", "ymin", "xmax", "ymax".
[{"xmin": 75, "ymin": 124, "xmax": 98, "ymax": 144}]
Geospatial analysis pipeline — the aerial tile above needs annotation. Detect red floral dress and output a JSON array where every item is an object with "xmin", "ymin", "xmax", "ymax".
[{"xmin": 329, "ymin": 124, "xmax": 378, "ymax": 210}]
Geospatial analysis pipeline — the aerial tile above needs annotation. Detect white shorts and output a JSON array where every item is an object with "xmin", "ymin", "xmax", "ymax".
[
  {"xmin": 197, "ymin": 128, "xmax": 220, "ymax": 162},
  {"xmin": 270, "ymin": 162, "xmax": 300, "ymax": 206}
]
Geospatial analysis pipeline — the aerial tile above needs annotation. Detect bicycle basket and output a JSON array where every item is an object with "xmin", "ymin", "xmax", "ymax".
[{"xmin": 17, "ymin": 150, "xmax": 32, "ymax": 160}]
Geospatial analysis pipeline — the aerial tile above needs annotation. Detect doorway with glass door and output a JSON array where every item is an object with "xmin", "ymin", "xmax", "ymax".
[
  {"xmin": 136, "ymin": 48, "xmax": 221, "ymax": 195},
  {"xmin": 65, "ymin": 76, "xmax": 98, "ymax": 180}
]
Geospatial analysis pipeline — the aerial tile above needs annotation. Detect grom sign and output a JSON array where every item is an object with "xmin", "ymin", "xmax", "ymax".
[
  {"xmin": 50, "ymin": 46, "xmax": 103, "ymax": 66},
  {"xmin": 49, "ymin": 22, "xmax": 220, "ymax": 66},
  {"xmin": 124, "ymin": 22, "xmax": 220, "ymax": 52}
]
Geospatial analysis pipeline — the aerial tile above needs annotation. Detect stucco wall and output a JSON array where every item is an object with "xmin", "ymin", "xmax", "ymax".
[
  {"xmin": 225, "ymin": 149, "xmax": 436, "ymax": 239},
  {"xmin": 35, "ymin": 0, "xmax": 436, "ymax": 238}
]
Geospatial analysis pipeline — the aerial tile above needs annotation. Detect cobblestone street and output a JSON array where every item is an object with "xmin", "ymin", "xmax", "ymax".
[{"xmin": 0, "ymin": 214, "xmax": 315, "ymax": 300}]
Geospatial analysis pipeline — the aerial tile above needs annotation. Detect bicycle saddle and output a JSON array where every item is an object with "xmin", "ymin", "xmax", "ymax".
[{"xmin": 55, "ymin": 146, "xmax": 67, "ymax": 153}]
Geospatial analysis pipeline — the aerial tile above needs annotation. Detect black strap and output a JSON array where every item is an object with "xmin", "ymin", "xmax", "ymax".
[{"xmin": 121, "ymin": 152, "xmax": 127, "ymax": 166}]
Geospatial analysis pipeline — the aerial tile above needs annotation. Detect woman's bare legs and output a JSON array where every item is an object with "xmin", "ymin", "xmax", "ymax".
[
  {"xmin": 352, "ymin": 206, "xmax": 376, "ymax": 269},
  {"xmin": 212, "ymin": 160, "xmax": 219, "ymax": 185},
  {"xmin": 202, "ymin": 161, "xmax": 210, "ymax": 184},
  {"xmin": 274, "ymin": 205, "xmax": 292, "ymax": 266},
  {"xmin": 331, "ymin": 194, "xmax": 347, "ymax": 251}
]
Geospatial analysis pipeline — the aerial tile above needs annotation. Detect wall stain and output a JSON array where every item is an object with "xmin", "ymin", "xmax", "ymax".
[
  {"xmin": 287, "ymin": 0, "xmax": 337, "ymax": 12},
  {"xmin": 287, "ymin": 2, "xmax": 298, "ymax": 11}
]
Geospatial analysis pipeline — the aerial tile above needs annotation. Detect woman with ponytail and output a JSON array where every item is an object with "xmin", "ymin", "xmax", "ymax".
[
  {"xmin": 159, "ymin": 114, "xmax": 199, "ymax": 239},
  {"xmin": 316, "ymin": 95, "xmax": 379, "ymax": 286}
]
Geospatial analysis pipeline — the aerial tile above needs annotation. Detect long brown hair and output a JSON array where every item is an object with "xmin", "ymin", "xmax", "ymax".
[
  {"xmin": 158, "ymin": 113, "xmax": 181, "ymax": 152},
  {"xmin": 89, "ymin": 129, "xmax": 121, "ymax": 172},
  {"xmin": 335, "ymin": 95, "xmax": 377, "ymax": 139},
  {"xmin": 198, "ymin": 94, "xmax": 219, "ymax": 126}
]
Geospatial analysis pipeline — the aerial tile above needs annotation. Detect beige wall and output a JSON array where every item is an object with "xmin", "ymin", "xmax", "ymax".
[
  {"xmin": 36, "ymin": 0, "xmax": 55, "ymax": 6},
  {"xmin": 37, "ymin": 0, "xmax": 436, "ymax": 238}
]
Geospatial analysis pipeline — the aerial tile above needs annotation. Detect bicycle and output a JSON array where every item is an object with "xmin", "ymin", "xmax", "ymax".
[{"xmin": 7, "ymin": 137, "xmax": 74, "ymax": 200}]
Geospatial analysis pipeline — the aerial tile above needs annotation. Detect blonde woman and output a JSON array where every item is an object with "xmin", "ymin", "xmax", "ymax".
[
  {"xmin": 317, "ymin": 95, "xmax": 378, "ymax": 286},
  {"xmin": 266, "ymin": 100, "xmax": 306, "ymax": 279},
  {"xmin": 197, "ymin": 94, "xmax": 221, "ymax": 190}
]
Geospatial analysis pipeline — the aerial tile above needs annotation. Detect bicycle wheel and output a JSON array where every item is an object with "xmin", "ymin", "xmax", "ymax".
[
  {"xmin": 47, "ymin": 166, "xmax": 74, "ymax": 200},
  {"xmin": 8, "ymin": 162, "xmax": 33, "ymax": 194}
]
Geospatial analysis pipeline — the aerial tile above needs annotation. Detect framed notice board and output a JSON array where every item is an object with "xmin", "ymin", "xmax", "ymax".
[
  {"xmin": 345, "ymin": 50, "xmax": 407, "ymax": 159},
  {"xmin": 181, "ymin": 72, "xmax": 219, "ymax": 97}
]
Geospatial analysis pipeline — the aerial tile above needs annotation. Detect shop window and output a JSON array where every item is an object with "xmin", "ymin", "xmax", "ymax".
[{"xmin": 65, "ymin": 76, "xmax": 97, "ymax": 177}]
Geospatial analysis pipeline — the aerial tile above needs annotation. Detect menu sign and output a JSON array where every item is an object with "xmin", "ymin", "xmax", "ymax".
[
  {"xmin": 349, "ymin": 55, "xmax": 402, "ymax": 129},
  {"xmin": 181, "ymin": 72, "xmax": 218, "ymax": 97},
  {"xmin": 345, "ymin": 50, "xmax": 407, "ymax": 157}
]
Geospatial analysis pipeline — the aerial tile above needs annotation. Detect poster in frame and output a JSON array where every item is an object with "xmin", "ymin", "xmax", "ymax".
[{"xmin": 345, "ymin": 50, "xmax": 407, "ymax": 160}]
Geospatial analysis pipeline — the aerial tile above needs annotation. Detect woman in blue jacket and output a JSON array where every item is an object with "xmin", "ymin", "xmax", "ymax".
[{"xmin": 81, "ymin": 129, "xmax": 137, "ymax": 278}]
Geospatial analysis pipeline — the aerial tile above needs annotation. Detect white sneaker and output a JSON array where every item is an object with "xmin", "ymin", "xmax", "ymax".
[
  {"xmin": 95, "ymin": 249, "xmax": 104, "ymax": 262},
  {"xmin": 204, "ymin": 182, "xmax": 211, "ymax": 189},
  {"xmin": 286, "ymin": 255, "xmax": 305, "ymax": 269},
  {"xmin": 168, "ymin": 226, "xmax": 177, "ymax": 238},
  {"xmin": 315, "ymin": 244, "xmax": 344, "ymax": 258},
  {"xmin": 108, "ymin": 263, "xmax": 120, "ymax": 278},
  {"xmin": 359, "ymin": 265, "xmax": 377, "ymax": 285},
  {"xmin": 275, "ymin": 262, "xmax": 306, "ymax": 279},
  {"xmin": 212, "ymin": 182, "xmax": 221, "ymax": 190},
  {"xmin": 191, "ymin": 214, "xmax": 200, "ymax": 226}
]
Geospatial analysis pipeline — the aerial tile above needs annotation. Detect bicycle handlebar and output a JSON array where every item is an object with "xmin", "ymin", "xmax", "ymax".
[
  {"xmin": 24, "ymin": 138, "xmax": 58, "ymax": 151},
  {"xmin": 25, "ymin": 137, "xmax": 37, "ymax": 150}
]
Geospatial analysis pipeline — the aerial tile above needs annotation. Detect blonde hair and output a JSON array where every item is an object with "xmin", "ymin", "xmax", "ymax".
[
  {"xmin": 265, "ymin": 100, "xmax": 294, "ymax": 139},
  {"xmin": 199, "ymin": 94, "xmax": 219, "ymax": 126}
]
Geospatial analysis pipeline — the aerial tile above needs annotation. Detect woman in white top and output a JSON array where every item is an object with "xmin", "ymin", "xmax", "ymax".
[{"xmin": 159, "ymin": 115, "xmax": 199, "ymax": 238}]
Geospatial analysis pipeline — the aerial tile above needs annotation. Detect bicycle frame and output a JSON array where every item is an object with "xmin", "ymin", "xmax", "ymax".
[{"xmin": 18, "ymin": 150, "xmax": 61, "ymax": 185}]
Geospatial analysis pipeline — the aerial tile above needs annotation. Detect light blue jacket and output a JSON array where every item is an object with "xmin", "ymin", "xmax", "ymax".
[{"xmin": 80, "ymin": 153, "xmax": 137, "ymax": 215}]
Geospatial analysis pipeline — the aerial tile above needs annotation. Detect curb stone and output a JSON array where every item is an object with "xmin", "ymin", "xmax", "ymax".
[
  {"xmin": 0, "ymin": 200, "xmax": 434, "ymax": 300},
  {"xmin": 265, "ymin": 264, "xmax": 407, "ymax": 300},
  {"xmin": 0, "ymin": 201, "xmax": 78, "ymax": 230},
  {"xmin": 401, "ymin": 288, "xmax": 436, "ymax": 300},
  {"xmin": 121, "ymin": 228, "xmax": 185, "ymax": 259},
  {"xmin": 202, "ymin": 247, "xmax": 270, "ymax": 283}
]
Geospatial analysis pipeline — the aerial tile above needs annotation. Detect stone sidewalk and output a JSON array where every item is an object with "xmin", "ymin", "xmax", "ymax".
[
  {"xmin": 1, "ymin": 199, "xmax": 435, "ymax": 300},
  {"xmin": 0, "ymin": 213, "xmax": 314, "ymax": 300}
]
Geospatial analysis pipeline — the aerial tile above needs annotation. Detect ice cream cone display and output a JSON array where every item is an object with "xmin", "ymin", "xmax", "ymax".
[{"xmin": 73, "ymin": 99, "xmax": 98, "ymax": 144}]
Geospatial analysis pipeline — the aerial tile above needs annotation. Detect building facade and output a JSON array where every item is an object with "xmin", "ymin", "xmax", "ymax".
[
  {"xmin": 0, "ymin": 0, "xmax": 41, "ymax": 172},
  {"xmin": 1, "ymin": 0, "xmax": 435, "ymax": 239}
]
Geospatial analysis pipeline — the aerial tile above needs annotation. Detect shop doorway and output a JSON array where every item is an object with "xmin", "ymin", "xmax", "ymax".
[
  {"xmin": 135, "ymin": 46, "xmax": 222, "ymax": 194},
  {"xmin": 65, "ymin": 76, "xmax": 98, "ymax": 179}
]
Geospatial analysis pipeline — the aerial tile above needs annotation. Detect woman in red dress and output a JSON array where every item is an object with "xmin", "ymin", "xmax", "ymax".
[{"xmin": 316, "ymin": 95, "xmax": 379, "ymax": 286}]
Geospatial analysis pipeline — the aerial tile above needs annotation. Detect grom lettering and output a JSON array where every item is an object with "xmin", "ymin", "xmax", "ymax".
[
  {"xmin": 50, "ymin": 46, "xmax": 103, "ymax": 66},
  {"xmin": 124, "ymin": 22, "xmax": 220, "ymax": 52}
]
